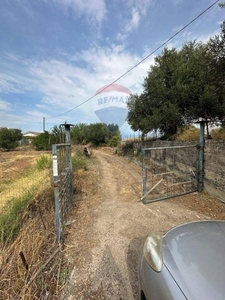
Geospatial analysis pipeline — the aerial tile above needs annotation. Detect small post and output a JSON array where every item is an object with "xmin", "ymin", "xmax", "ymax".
[
  {"xmin": 61, "ymin": 124, "xmax": 74, "ymax": 194},
  {"xmin": 63, "ymin": 124, "xmax": 72, "ymax": 144},
  {"xmin": 195, "ymin": 119, "xmax": 208, "ymax": 192},
  {"xmin": 52, "ymin": 144, "xmax": 61, "ymax": 242},
  {"xmin": 142, "ymin": 149, "xmax": 147, "ymax": 203}
]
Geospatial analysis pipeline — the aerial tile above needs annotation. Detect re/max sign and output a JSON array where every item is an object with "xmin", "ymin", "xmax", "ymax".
[{"xmin": 98, "ymin": 96, "xmax": 129, "ymax": 105}]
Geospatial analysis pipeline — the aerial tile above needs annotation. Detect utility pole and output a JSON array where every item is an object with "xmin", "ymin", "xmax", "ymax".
[{"xmin": 43, "ymin": 117, "xmax": 45, "ymax": 132}]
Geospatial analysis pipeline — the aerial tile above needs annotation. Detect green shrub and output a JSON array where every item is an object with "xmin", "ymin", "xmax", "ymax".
[
  {"xmin": 109, "ymin": 135, "xmax": 121, "ymax": 147},
  {"xmin": 36, "ymin": 155, "xmax": 52, "ymax": 170},
  {"xmin": 72, "ymin": 154, "xmax": 89, "ymax": 170},
  {"xmin": 0, "ymin": 127, "xmax": 23, "ymax": 150},
  {"xmin": 33, "ymin": 131, "xmax": 51, "ymax": 150}
]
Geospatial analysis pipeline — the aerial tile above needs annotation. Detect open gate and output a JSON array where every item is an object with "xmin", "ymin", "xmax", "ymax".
[{"xmin": 141, "ymin": 144, "xmax": 199, "ymax": 204}]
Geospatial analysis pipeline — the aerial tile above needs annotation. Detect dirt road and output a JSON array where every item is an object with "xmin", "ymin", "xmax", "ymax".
[{"xmin": 63, "ymin": 148, "xmax": 225, "ymax": 300}]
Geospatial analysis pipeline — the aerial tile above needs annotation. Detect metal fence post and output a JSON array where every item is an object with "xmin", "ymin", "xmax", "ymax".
[
  {"xmin": 197, "ymin": 120, "xmax": 206, "ymax": 192},
  {"xmin": 62, "ymin": 124, "xmax": 74, "ymax": 194},
  {"xmin": 142, "ymin": 149, "xmax": 147, "ymax": 204},
  {"xmin": 52, "ymin": 144, "xmax": 61, "ymax": 243}
]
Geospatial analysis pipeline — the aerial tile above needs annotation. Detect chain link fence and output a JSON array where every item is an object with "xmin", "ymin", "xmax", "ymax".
[
  {"xmin": 52, "ymin": 143, "xmax": 74, "ymax": 242},
  {"xmin": 0, "ymin": 151, "xmax": 52, "ymax": 214},
  {"xmin": 0, "ymin": 150, "xmax": 52, "ymax": 246}
]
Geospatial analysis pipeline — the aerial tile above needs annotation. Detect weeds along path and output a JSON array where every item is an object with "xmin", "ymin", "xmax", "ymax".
[{"xmin": 63, "ymin": 147, "xmax": 225, "ymax": 300}]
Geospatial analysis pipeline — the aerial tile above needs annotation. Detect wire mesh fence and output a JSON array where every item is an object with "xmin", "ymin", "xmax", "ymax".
[
  {"xmin": 0, "ymin": 151, "xmax": 52, "ymax": 212},
  {"xmin": 0, "ymin": 148, "xmax": 63, "ymax": 298},
  {"xmin": 52, "ymin": 143, "xmax": 73, "ymax": 242},
  {"xmin": 142, "ymin": 144, "xmax": 198, "ymax": 203},
  {"xmin": 0, "ymin": 151, "xmax": 52, "ymax": 245}
]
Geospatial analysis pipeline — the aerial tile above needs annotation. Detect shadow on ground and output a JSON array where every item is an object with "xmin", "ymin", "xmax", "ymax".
[{"xmin": 126, "ymin": 237, "xmax": 146, "ymax": 300}]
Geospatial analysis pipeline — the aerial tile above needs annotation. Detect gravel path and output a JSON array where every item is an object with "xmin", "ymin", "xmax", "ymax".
[{"xmin": 62, "ymin": 148, "xmax": 225, "ymax": 300}]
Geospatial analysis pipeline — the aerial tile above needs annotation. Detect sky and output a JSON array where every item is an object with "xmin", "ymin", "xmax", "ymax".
[{"xmin": 0, "ymin": 0, "xmax": 224, "ymax": 136}]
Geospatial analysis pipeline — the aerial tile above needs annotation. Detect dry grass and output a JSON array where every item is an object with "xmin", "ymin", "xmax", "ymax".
[
  {"xmin": 171, "ymin": 126, "xmax": 225, "ymax": 141},
  {"xmin": 0, "ymin": 186, "xmax": 68, "ymax": 300},
  {"xmin": 175, "ymin": 126, "xmax": 200, "ymax": 141},
  {"xmin": 0, "ymin": 148, "xmax": 93, "ymax": 299},
  {"xmin": 0, "ymin": 150, "xmax": 66, "ymax": 299},
  {"xmin": 0, "ymin": 169, "xmax": 50, "ymax": 210},
  {"xmin": 0, "ymin": 151, "xmax": 52, "ymax": 210},
  {"xmin": 211, "ymin": 127, "xmax": 225, "ymax": 140}
]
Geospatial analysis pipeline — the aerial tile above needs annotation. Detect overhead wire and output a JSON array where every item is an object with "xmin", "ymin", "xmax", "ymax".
[{"xmin": 47, "ymin": 0, "xmax": 220, "ymax": 120}]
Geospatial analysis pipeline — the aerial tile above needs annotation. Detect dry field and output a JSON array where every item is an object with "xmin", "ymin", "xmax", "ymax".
[
  {"xmin": 0, "ymin": 150, "xmax": 52, "ymax": 211},
  {"xmin": 0, "ymin": 149, "xmax": 65, "ymax": 299}
]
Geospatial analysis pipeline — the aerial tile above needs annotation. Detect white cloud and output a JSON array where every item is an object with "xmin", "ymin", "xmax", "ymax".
[
  {"xmin": 124, "ymin": 8, "xmax": 140, "ymax": 33},
  {"xmin": 0, "ymin": 73, "xmax": 32, "ymax": 94},
  {"xmin": 54, "ymin": 0, "xmax": 107, "ymax": 26},
  {"xmin": 24, "ymin": 43, "xmax": 154, "ymax": 124},
  {"xmin": 0, "ymin": 43, "xmax": 154, "ymax": 131},
  {"xmin": 0, "ymin": 53, "xmax": 37, "ymax": 94},
  {"xmin": 193, "ymin": 28, "xmax": 221, "ymax": 44},
  {"xmin": 172, "ymin": 0, "xmax": 183, "ymax": 6},
  {"xmin": 0, "ymin": 100, "xmax": 12, "ymax": 111},
  {"xmin": 116, "ymin": 32, "xmax": 128, "ymax": 42},
  {"xmin": 76, "ymin": 44, "xmax": 151, "ymax": 89},
  {"xmin": 124, "ymin": 0, "xmax": 154, "ymax": 15},
  {"xmin": 117, "ymin": 0, "xmax": 154, "ymax": 39}
]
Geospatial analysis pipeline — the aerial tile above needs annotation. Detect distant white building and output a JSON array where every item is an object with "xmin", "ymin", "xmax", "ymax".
[
  {"xmin": 23, "ymin": 131, "xmax": 42, "ymax": 137},
  {"xmin": 21, "ymin": 131, "xmax": 42, "ymax": 145}
]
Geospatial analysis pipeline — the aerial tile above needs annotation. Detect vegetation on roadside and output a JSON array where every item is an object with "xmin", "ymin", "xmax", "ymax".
[
  {"xmin": 0, "ymin": 186, "xmax": 66, "ymax": 299},
  {"xmin": 32, "ymin": 125, "xmax": 65, "ymax": 151},
  {"xmin": 72, "ymin": 147, "xmax": 92, "ymax": 171},
  {"xmin": 71, "ymin": 123, "xmax": 121, "ymax": 146},
  {"xmin": 0, "ymin": 191, "xmax": 35, "ymax": 243},
  {"xmin": 0, "ymin": 151, "xmax": 66, "ymax": 299},
  {"xmin": 36, "ymin": 154, "xmax": 52, "ymax": 170},
  {"xmin": 30, "ymin": 123, "xmax": 121, "ymax": 151},
  {"xmin": 127, "ymin": 21, "xmax": 225, "ymax": 139}
]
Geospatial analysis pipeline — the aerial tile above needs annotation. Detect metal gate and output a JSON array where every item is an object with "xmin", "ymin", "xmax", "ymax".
[{"xmin": 141, "ymin": 144, "xmax": 198, "ymax": 204}]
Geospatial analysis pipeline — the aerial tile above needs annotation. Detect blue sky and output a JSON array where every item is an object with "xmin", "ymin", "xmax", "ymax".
[{"xmin": 0, "ymin": 0, "xmax": 224, "ymax": 136}]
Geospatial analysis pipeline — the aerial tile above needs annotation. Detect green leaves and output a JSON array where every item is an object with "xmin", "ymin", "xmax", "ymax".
[
  {"xmin": 127, "ymin": 39, "xmax": 225, "ymax": 138},
  {"xmin": 0, "ymin": 127, "xmax": 22, "ymax": 150},
  {"xmin": 32, "ymin": 131, "xmax": 50, "ymax": 151},
  {"xmin": 71, "ymin": 123, "xmax": 121, "ymax": 146}
]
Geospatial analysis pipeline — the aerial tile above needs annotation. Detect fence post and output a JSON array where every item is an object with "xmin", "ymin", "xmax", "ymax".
[
  {"xmin": 52, "ymin": 144, "xmax": 61, "ymax": 243},
  {"xmin": 196, "ymin": 120, "xmax": 206, "ymax": 192},
  {"xmin": 142, "ymin": 149, "xmax": 147, "ymax": 203},
  {"xmin": 62, "ymin": 124, "xmax": 74, "ymax": 194}
]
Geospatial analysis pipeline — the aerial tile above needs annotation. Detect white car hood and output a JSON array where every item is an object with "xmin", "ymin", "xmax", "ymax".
[{"xmin": 162, "ymin": 221, "xmax": 225, "ymax": 300}]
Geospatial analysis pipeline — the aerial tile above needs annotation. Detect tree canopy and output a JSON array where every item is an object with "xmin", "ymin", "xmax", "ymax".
[
  {"xmin": 0, "ymin": 127, "xmax": 23, "ymax": 150},
  {"xmin": 71, "ymin": 123, "xmax": 87, "ymax": 144},
  {"xmin": 71, "ymin": 123, "xmax": 121, "ymax": 146},
  {"xmin": 127, "ymin": 28, "xmax": 225, "ymax": 137},
  {"xmin": 32, "ymin": 131, "xmax": 51, "ymax": 150}
]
